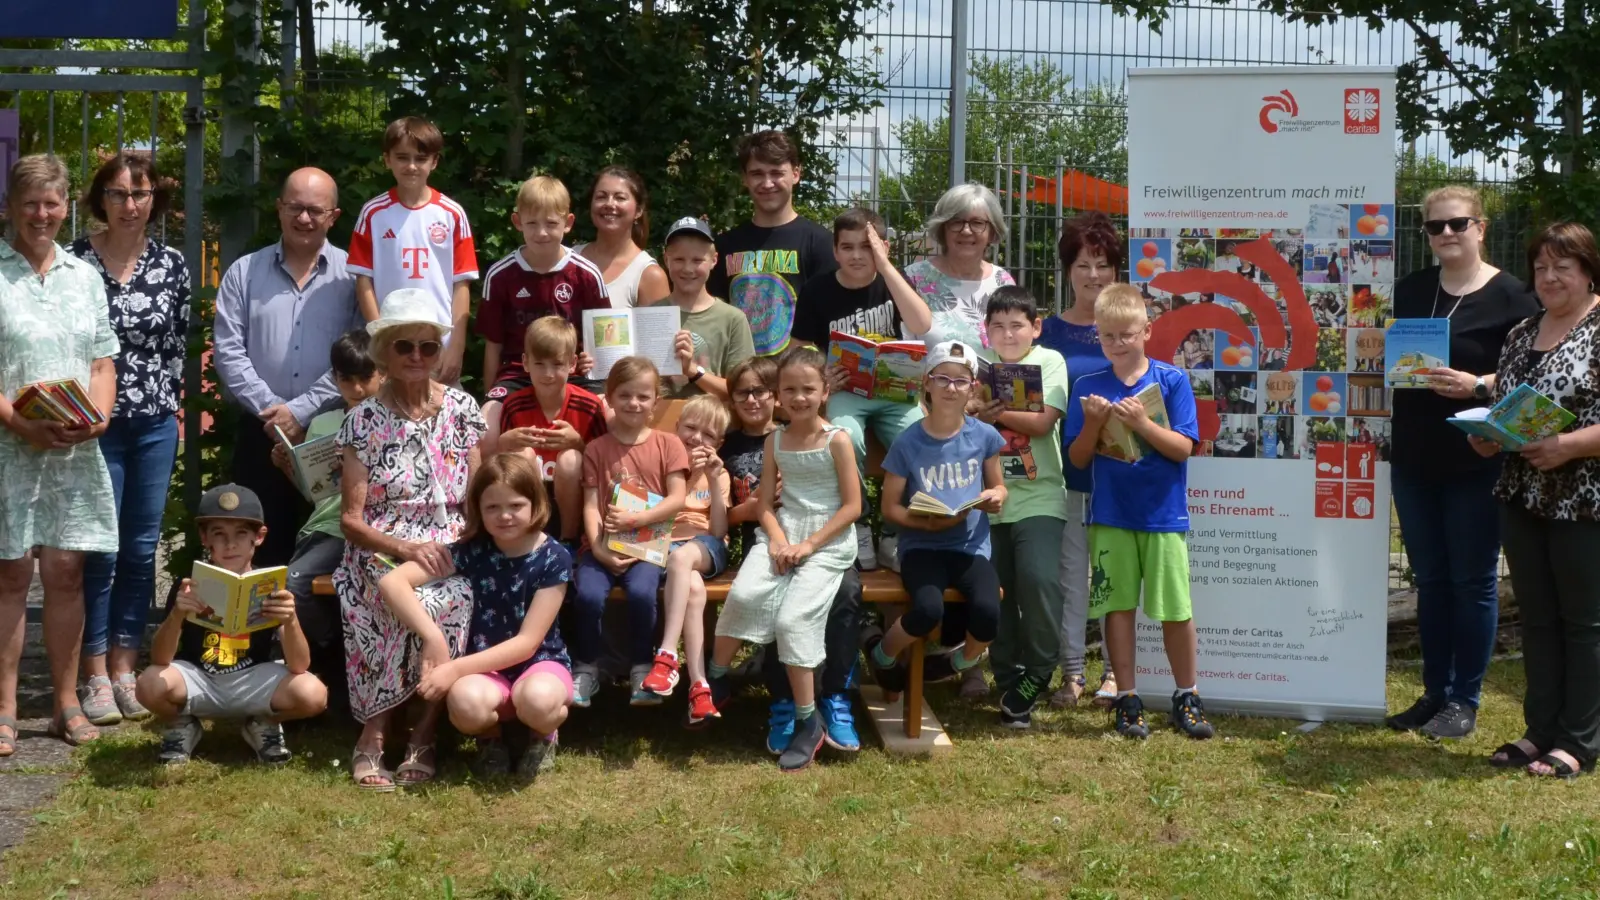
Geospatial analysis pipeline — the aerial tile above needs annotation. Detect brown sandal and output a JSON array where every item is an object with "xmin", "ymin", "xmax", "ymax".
[
  {"xmin": 351, "ymin": 749, "xmax": 396, "ymax": 792},
  {"xmin": 0, "ymin": 716, "xmax": 16, "ymax": 757},
  {"xmin": 395, "ymin": 743, "xmax": 436, "ymax": 787},
  {"xmin": 48, "ymin": 706, "xmax": 99, "ymax": 746}
]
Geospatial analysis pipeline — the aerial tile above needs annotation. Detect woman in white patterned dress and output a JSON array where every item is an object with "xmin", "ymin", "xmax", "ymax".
[
  {"xmin": 904, "ymin": 183, "xmax": 1016, "ymax": 350},
  {"xmin": 0, "ymin": 155, "xmax": 121, "ymax": 752}
]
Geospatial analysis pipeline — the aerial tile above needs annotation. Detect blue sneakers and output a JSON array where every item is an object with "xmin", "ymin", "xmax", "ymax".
[
  {"xmin": 766, "ymin": 699, "xmax": 796, "ymax": 756},
  {"xmin": 819, "ymin": 693, "xmax": 860, "ymax": 752}
]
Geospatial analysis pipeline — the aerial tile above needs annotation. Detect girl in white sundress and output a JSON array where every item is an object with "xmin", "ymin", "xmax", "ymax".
[{"xmin": 706, "ymin": 346, "xmax": 860, "ymax": 773}]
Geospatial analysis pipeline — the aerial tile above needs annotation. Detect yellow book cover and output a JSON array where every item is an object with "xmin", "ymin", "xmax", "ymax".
[{"xmin": 188, "ymin": 561, "xmax": 286, "ymax": 634}]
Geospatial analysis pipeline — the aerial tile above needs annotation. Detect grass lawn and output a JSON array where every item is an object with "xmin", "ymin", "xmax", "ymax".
[{"xmin": 5, "ymin": 660, "xmax": 1599, "ymax": 899}]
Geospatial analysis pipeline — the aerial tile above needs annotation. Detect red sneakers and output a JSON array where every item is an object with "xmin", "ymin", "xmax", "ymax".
[
  {"xmin": 640, "ymin": 650, "xmax": 681, "ymax": 696},
  {"xmin": 686, "ymin": 680, "xmax": 720, "ymax": 726}
]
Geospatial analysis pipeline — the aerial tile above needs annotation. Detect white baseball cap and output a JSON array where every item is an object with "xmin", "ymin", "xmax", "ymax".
[
  {"xmin": 367, "ymin": 288, "xmax": 451, "ymax": 339},
  {"xmin": 923, "ymin": 339, "xmax": 979, "ymax": 377}
]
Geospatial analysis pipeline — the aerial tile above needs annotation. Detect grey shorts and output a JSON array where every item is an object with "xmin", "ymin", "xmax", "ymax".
[{"xmin": 172, "ymin": 660, "xmax": 291, "ymax": 719}]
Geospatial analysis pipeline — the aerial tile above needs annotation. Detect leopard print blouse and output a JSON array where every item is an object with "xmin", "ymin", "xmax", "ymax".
[{"xmin": 1494, "ymin": 304, "xmax": 1600, "ymax": 521}]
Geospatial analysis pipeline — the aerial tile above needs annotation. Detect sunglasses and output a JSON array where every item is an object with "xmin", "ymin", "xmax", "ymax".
[
  {"xmin": 1422, "ymin": 217, "xmax": 1480, "ymax": 236},
  {"xmin": 393, "ymin": 339, "xmax": 442, "ymax": 358}
]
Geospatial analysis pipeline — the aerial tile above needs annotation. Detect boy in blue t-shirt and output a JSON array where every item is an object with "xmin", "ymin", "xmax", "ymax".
[
  {"xmin": 866, "ymin": 341, "xmax": 1008, "ymax": 691},
  {"xmin": 1063, "ymin": 284, "xmax": 1214, "ymax": 740}
]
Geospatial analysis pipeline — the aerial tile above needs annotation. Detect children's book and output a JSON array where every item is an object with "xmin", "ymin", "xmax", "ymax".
[
  {"xmin": 582, "ymin": 306, "xmax": 682, "ymax": 381},
  {"xmin": 1447, "ymin": 383, "xmax": 1577, "ymax": 451},
  {"xmin": 187, "ymin": 560, "xmax": 286, "ymax": 635},
  {"xmin": 1089, "ymin": 383, "xmax": 1170, "ymax": 462},
  {"xmin": 976, "ymin": 357, "xmax": 1045, "ymax": 412},
  {"xmin": 13, "ymin": 378, "xmax": 105, "ymax": 427},
  {"xmin": 907, "ymin": 491, "xmax": 982, "ymax": 517},
  {"xmin": 605, "ymin": 482, "xmax": 672, "ymax": 565},
  {"xmin": 828, "ymin": 330, "xmax": 927, "ymax": 403},
  {"xmin": 1384, "ymin": 318, "xmax": 1451, "ymax": 388},
  {"xmin": 274, "ymin": 425, "xmax": 343, "ymax": 503}
]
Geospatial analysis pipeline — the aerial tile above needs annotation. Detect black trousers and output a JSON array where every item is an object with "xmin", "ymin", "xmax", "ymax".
[
  {"xmin": 765, "ymin": 568, "xmax": 862, "ymax": 699},
  {"xmin": 898, "ymin": 549, "xmax": 1001, "ymax": 644},
  {"xmin": 231, "ymin": 417, "xmax": 313, "ymax": 568}
]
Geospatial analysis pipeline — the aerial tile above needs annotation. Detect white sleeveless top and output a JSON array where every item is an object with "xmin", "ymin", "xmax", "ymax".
[{"xmin": 575, "ymin": 244, "xmax": 661, "ymax": 309}]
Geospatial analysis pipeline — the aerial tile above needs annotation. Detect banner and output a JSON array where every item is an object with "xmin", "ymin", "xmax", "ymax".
[
  {"xmin": 1126, "ymin": 66, "xmax": 1396, "ymax": 722},
  {"xmin": 0, "ymin": 110, "xmax": 16, "ymax": 211},
  {"xmin": 1, "ymin": 2, "xmax": 180, "ymax": 39}
]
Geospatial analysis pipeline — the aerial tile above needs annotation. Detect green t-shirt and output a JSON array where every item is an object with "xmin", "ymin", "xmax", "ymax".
[
  {"xmin": 648, "ymin": 297, "xmax": 756, "ymax": 399},
  {"xmin": 297, "ymin": 409, "xmax": 347, "ymax": 541},
  {"xmin": 985, "ymin": 343, "xmax": 1069, "ymax": 524}
]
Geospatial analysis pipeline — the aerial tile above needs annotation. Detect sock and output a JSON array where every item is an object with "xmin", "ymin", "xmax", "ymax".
[
  {"xmin": 659, "ymin": 648, "xmax": 678, "ymax": 662},
  {"xmin": 950, "ymin": 649, "xmax": 982, "ymax": 671},
  {"xmin": 708, "ymin": 661, "xmax": 730, "ymax": 680},
  {"xmin": 1175, "ymin": 685, "xmax": 1196, "ymax": 696},
  {"xmin": 871, "ymin": 643, "xmax": 897, "ymax": 669},
  {"xmin": 1116, "ymin": 689, "xmax": 1137, "ymax": 698},
  {"xmin": 796, "ymin": 702, "xmax": 816, "ymax": 720}
]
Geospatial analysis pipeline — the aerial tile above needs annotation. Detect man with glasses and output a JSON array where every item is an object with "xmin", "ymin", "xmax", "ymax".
[{"xmin": 213, "ymin": 167, "xmax": 362, "ymax": 565}]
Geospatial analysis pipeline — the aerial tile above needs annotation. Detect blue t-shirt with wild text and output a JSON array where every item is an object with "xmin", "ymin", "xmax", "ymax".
[
  {"xmin": 1063, "ymin": 360, "xmax": 1198, "ymax": 533},
  {"xmin": 884, "ymin": 416, "xmax": 1006, "ymax": 560}
]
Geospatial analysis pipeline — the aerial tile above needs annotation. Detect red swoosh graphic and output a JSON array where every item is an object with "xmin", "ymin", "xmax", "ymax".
[
  {"xmin": 1237, "ymin": 237, "xmax": 1318, "ymax": 370},
  {"xmin": 1149, "ymin": 268, "xmax": 1286, "ymax": 351}
]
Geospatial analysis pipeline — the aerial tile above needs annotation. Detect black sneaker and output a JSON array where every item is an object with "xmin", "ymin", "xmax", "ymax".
[
  {"xmin": 1113, "ymin": 693, "xmax": 1150, "ymax": 739},
  {"xmin": 1170, "ymin": 691, "xmax": 1216, "ymax": 740},
  {"xmin": 518, "ymin": 731, "xmax": 558, "ymax": 780},
  {"xmin": 778, "ymin": 711, "xmax": 825, "ymax": 773},
  {"xmin": 708, "ymin": 673, "xmax": 733, "ymax": 711},
  {"xmin": 1385, "ymin": 693, "xmax": 1444, "ymax": 732},
  {"xmin": 1000, "ymin": 673, "xmax": 1050, "ymax": 729},
  {"xmin": 1420, "ymin": 700, "xmax": 1476, "ymax": 740},
  {"xmin": 865, "ymin": 635, "xmax": 907, "ymax": 693}
]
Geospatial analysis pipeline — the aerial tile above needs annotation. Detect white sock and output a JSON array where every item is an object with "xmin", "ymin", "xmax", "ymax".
[
  {"xmin": 1176, "ymin": 685, "xmax": 1196, "ymax": 696},
  {"xmin": 659, "ymin": 648, "xmax": 678, "ymax": 661},
  {"xmin": 1116, "ymin": 689, "xmax": 1137, "ymax": 698}
]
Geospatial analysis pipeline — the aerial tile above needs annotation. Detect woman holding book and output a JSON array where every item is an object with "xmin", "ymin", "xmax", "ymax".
[
  {"xmin": 333, "ymin": 289, "xmax": 486, "ymax": 790},
  {"xmin": 1472, "ymin": 222, "xmax": 1600, "ymax": 779},
  {"xmin": 0, "ymin": 154, "xmax": 122, "ymax": 751},
  {"xmin": 1386, "ymin": 186, "xmax": 1538, "ymax": 741},
  {"xmin": 68, "ymin": 151, "xmax": 191, "ymax": 728}
]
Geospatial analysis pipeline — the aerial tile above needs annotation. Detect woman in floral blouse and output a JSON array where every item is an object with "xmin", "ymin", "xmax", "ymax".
[
  {"xmin": 68, "ymin": 151, "xmax": 190, "ymax": 727},
  {"xmin": 903, "ymin": 183, "xmax": 1016, "ymax": 350}
]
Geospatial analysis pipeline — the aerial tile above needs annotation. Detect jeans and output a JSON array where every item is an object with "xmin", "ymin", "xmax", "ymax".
[
  {"xmin": 1391, "ymin": 463, "xmax": 1502, "ymax": 708},
  {"xmin": 287, "ymin": 532, "xmax": 347, "ymax": 650},
  {"xmin": 991, "ymin": 516, "xmax": 1066, "ymax": 688},
  {"xmin": 569, "ymin": 552, "xmax": 665, "ymax": 665},
  {"xmin": 828, "ymin": 392, "xmax": 923, "ymax": 530},
  {"xmin": 82, "ymin": 414, "xmax": 179, "ymax": 656},
  {"xmin": 765, "ymin": 567, "xmax": 863, "ymax": 699}
]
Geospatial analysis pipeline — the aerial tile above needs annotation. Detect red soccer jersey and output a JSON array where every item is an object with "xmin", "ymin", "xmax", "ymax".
[
  {"xmin": 477, "ymin": 246, "xmax": 610, "ymax": 383},
  {"xmin": 348, "ymin": 188, "xmax": 478, "ymax": 343},
  {"xmin": 499, "ymin": 383, "xmax": 609, "ymax": 480}
]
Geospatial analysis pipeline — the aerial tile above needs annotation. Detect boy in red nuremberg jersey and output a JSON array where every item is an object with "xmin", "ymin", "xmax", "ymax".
[{"xmin": 348, "ymin": 116, "xmax": 478, "ymax": 384}]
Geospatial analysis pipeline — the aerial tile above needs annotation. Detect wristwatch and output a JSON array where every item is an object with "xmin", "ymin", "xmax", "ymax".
[
  {"xmin": 1472, "ymin": 377, "xmax": 1489, "ymax": 400},
  {"xmin": 688, "ymin": 365, "xmax": 706, "ymax": 384}
]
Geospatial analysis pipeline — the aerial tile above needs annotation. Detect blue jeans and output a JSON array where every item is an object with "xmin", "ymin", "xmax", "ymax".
[
  {"xmin": 1391, "ymin": 463, "xmax": 1502, "ymax": 707},
  {"xmin": 82, "ymin": 414, "xmax": 179, "ymax": 656},
  {"xmin": 569, "ymin": 552, "xmax": 665, "ymax": 666}
]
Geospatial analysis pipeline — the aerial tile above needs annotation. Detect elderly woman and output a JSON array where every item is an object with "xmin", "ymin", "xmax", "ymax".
[
  {"xmin": 69, "ymin": 151, "xmax": 190, "ymax": 727},
  {"xmin": 334, "ymin": 288, "xmax": 485, "ymax": 790},
  {"xmin": 1473, "ymin": 223, "xmax": 1600, "ymax": 779},
  {"xmin": 904, "ymin": 182, "xmax": 1016, "ymax": 350},
  {"xmin": 0, "ymin": 154, "xmax": 121, "ymax": 751}
]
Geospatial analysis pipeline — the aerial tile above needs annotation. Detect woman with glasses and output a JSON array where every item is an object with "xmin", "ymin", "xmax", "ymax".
[
  {"xmin": 904, "ymin": 183, "xmax": 1016, "ymax": 350},
  {"xmin": 67, "ymin": 151, "xmax": 190, "ymax": 728},
  {"xmin": 334, "ymin": 288, "xmax": 485, "ymax": 790},
  {"xmin": 1386, "ymin": 185, "xmax": 1538, "ymax": 739}
]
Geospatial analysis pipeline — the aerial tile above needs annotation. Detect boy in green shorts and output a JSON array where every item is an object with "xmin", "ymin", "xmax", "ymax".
[{"xmin": 1063, "ymin": 284, "xmax": 1214, "ymax": 740}]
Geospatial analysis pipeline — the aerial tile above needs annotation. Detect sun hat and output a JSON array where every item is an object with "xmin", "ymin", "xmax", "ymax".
[
  {"xmin": 366, "ymin": 288, "xmax": 451, "ymax": 339},
  {"xmin": 923, "ymin": 339, "xmax": 980, "ymax": 377}
]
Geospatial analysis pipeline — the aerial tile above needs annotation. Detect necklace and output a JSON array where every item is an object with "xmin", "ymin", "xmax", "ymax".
[
  {"xmin": 1431, "ymin": 260, "xmax": 1483, "ymax": 320},
  {"xmin": 384, "ymin": 383, "xmax": 437, "ymax": 422},
  {"xmin": 93, "ymin": 236, "xmax": 145, "ymax": 280}
]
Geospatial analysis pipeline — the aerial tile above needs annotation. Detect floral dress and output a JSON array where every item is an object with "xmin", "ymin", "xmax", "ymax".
[
  {"xmin": 333, "ymin": 388, "xmax": 486, "ymax": 721},
  {"xmin": 904, "ymin": 258, "xmax": 1016, "ymax": 350},
  {"xmin": 0, "ymin": 243, "xmax": 121, "ymax": 559}
]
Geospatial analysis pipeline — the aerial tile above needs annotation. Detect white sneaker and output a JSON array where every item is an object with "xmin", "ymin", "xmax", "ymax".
[
  {"xmin": 628, "ymin": 663, "xmax": 661, "ymax": 706},
  {"xmin": 855, "ymin": 523, "xmax": 878, "ymax": 571},
  {"xmin": 572, "ymin": 663, "xmax": 601, "ymax": 708},
  {"xmin": 159, "ymin": 716, "xmax": 202, "ymax": 765},
  {"xmin": 877, "ymin": 533, "xmax": 900, "ymax": 573},
  {"xmin": 240, "ymin": 717, "xmax": 291, "ymax": 765}
]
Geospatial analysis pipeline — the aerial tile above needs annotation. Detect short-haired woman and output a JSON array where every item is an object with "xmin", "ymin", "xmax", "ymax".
[
  {"xmin": 69, "ymin": 150, "xmax": 191, "ymax": 727},
  {"xmin": 904, "ymin": 183, "xmax": 1016, "ymax": 350}
]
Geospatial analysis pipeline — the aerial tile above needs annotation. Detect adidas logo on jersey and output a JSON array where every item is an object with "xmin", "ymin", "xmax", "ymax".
[
  {"xmin": 516, "ymin": 288, "xmax": 531, "ymax": 298},
  {"xmin": 381, "ymin": 228, "xmax": 396, "ymax": 240}
]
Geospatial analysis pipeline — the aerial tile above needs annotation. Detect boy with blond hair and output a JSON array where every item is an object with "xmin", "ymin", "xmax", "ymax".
[
  {"xmin": 1063, "ymin": 283, "xmax": 1213, "ymax": 740},
  {"xmin": 647, "ymin": 216, "xmax": 755, "ymax": 401},
  {"xmin": 348, "ymin": 116, "xmax": 478, "ymax": 383}
]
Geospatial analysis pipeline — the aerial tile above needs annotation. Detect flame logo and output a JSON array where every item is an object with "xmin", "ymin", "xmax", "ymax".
[
  {"xmin": 1258, "ymin": 90, "xmax": 1299, "ymax": 134},
  {"xmin": 1146, "ymin": 236, "xmax": 1318, "ymax": 443}
]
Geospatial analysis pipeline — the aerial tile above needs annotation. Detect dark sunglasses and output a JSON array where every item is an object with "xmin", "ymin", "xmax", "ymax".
[
  {"xmin": 1422, "ymin": 217, "xmax": 1480, "ymax": 236},
  {"xmin": 393, "ymin": 339, "xmax": 442, "ymax": 358}
]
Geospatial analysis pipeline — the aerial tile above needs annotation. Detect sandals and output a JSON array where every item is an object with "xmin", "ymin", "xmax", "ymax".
[
  {"xmin": 48, "ymin": 706, "xmax": 99, "ymax": 746},
  {"xmin": 1489, "ymin": 739, "xmax": 1543, "ymax": 769},
  {"xmin": 1528, "ymin": 750, "xmax": 1592, "ymax": 781},
  {"xmin": 0, "ymin": 716, "xmax": 16, "ymax": 757},
  {"xmin": 351, "ymin": 749, "xmax": 396, "ymax": 793},
  {"xmin": 1092, "ymin": 672, "xmax": 1118, "ymax": 709},
  {"xmin": 1049, "ymin": 674, "xmax": 1087, "ymax": 709},
  {"xmin": 395, "ymin": 743, "xmax": 437, "ymax": 787}
]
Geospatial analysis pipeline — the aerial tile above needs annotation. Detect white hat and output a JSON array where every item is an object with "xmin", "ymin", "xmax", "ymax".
[
  {"xmin": 923, "ymin": 339, "xmax": 979, "ymax": 377},
  {"xmin": 367, "ymin": 288, "xmax": 451, "ymax": 338}
]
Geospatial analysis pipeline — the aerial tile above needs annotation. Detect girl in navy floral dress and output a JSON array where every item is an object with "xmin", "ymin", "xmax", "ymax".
[{"xmin": 380, "ymin": 453, "xmax": 573, "ymax": 781}]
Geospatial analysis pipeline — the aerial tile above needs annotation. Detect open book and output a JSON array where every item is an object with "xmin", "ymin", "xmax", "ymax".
[
  {"xmin": 583, "ymin": 306, "xmax": 681, "ymax": 381},
  {"xmin": 1384, "ymin": 318, "xmax": 1450, "ymax": 388},
  {"xmin": 13, "ymin": 378, "xmax": 105, "ymax": 427},
  {"xmin": 828, "ymin": 331, "xmax": 926, "ymax": 403},
  {"xmin": 976, "ymin": 358, "xmax": 1045, "ymax": 412},
  {"xmin": 1448, "ymin": 383, "xmax": 1576, "ymax": 451},
  {"xmin": 907, "ymin": 491, "xmax": 982, "ymax": 517},
  {"xmin": 604, "ymin": 482, "xmax": 672, "ymax": 565},
  {"xmin": 274, "ymin": 425, "xmax": 342, "ymax": 503},
  {"xmin": 1090, "ymin": 383, "xmax": 1170, "ymax": 462},
  {"xmin": 188, "ymin": 560, "xmax": 286, "ymax": 635}
]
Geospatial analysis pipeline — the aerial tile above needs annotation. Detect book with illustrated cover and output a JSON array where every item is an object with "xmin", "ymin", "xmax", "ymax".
[
  {"xmin": 13, "ymin": 378, "xmax": 104, "ymax": 427},
  {"xmin": 1448, "ymin": 383, "xmax": 1577, "ymax": 451},
  {"xmin": 976, "ymin": 357, "xmax": 1045, "ymax": 412},
  {"xmin": 188, "ymin": 560, "xmax": 286, "ymax": 635},
  {"xmin": 274, "ymin": 422, "xmax": 343, "ymax": 503},
  {"xmin": 1090, "ymin": 383, "xmax": 1170, "ymax": 462},
  {"xmin": 827, "ymin": 331, "xmax": 927, "ymax": 403},
  {"xmin": 906, "ymin": 491, "xmax": 982, "ymax": 517},
  {"xmin": 605, "ymin": 482, "xmax": 672, "ymax": 565},
  {"xmin": 1384, "ymin": 318, "xmax": 1450, "ymax": 388},
  {"xmin": 582, "ymin": 306, "xmax": 682, "ymax": 381}
]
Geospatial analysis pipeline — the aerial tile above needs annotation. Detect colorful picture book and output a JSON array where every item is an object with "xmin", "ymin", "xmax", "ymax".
[
  {"xmin": 605, "ymin": 482, "xmax": 672, "ymax": 565},
  {"xmin": 582, "ymin": 306, "xmax": 681, "ymax": 381},
  {"xmin": 274, "ymin": 426, "xmax": 342, "ymax": 503},
  {"xmin": 1384, "ymin": 318, "xmax": 1450, "ymax": 388},
  {"xmin": 827, "ymin": 331, "xmax": 927, "ymax": 403},
  {"xmin": 1447, "ymin": 383, "xmax": 1576, "ymax": 451},
  {"xmin": 907, "ymin": 491, "xmax": 982, "ymax": 517},
  {"xmin": 13, "ymin": 378, "xmax": 105, "ymax": 427},
  {"xmin": 976, "ymin": 358, "xmax": 1045, "ymax": 412},
  {"xmin": 1090, "ymin": 383, "xmax": 1170, "ymax": 462},
  {"xmin": 187, "ymin": 560, "xmax": 286, "ymax": 635}
]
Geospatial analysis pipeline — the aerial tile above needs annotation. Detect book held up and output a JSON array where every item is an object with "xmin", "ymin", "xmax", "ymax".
[
  {"xmin": 1384, "ymin": 318, "xmax": 1450, "ymax": 389},
  {"xmin": 1448, "ymin": 383, "xmax": 1576, "ymax": 451},
  {"xmin": 583, "ymin": 306, "xmax": 682, "ymax": 381},
  {"xmin": 13, "ymin": 378, "xmax": 105, "ymax": 427},
  {"xmin": 975, "ymin": 357, "xmax": 1045, "ymax": 412},
  {"xmin": 828, "ymin": 331, "xmax": 927, "ymax": 403},
  {"xmin": 1088, "ymin": 382, "xmax": 1170, "ymax": 463},
  {"xmin": 274, "ymin": 426, "xmax": 342, "ymax": 503},
  {"xmin": 187, "ymin": 561, "xmax": 286, "ymax": 635},
  {"xmin": 605, "ymin": 482, "xmax": 673, "ymax": 566}
]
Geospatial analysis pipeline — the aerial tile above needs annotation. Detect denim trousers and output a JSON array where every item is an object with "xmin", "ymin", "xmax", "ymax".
[{"xmin": 82, "ymin": 414, "xmax": 179, "ymax": 656}]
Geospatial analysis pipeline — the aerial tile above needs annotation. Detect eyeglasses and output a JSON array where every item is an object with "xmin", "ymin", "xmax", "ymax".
[
  {"xmin": 1422, "ymin": 217, "xmax": 1480, "ymax": 236},
  {"xmin": 946, "ymin": 219, "xmax": 991, "ymax": 235},
  {"xmin": 282, "ymin": 203, "xmax": 333, "ymax": 220},
  {"xmin": 927, "ymin": 374, "xmax": 974, "ymax": 390},
  {"xmin": 393, "ymin": 339, "xmax": 442, "ymax": 358},
  {"xmin": 733, "ymin": 387, "xmax": 772, "ymax": 401},
  {"xmin": 1098, "ymin": 330, "xmax": 1146, "ymax": 345},
  {"xmin": 105, "ymin": 189, "xmax": 154, "ymax": 207}
]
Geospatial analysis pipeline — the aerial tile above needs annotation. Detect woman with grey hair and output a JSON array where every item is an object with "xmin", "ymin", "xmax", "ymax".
[{"xmin": 904, "ymin": 182, "xmax": 1016, "ymax": 349}]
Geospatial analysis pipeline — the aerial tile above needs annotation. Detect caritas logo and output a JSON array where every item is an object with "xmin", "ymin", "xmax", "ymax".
[
  {"xmin": 1258, "ymin": 90, "xmax": 1298, "ymax": 134},
  {"xmin": 1344, "ymin": 88, "xmax": 1381, "ymax": 134}
]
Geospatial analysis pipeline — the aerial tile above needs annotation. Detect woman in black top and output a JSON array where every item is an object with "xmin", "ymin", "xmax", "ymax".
[{"xmin": 1386, "ymin": 186, "xmax": 1539, "ymax": 739}]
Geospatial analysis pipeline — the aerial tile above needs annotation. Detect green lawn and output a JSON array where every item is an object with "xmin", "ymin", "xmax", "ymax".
[{"xmin": 5, "ymin": 660, "xmax": 1599, "ymax": 899}]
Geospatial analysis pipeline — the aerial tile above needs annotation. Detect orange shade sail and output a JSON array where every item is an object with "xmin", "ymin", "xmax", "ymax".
[{"xmin": 1006, "ymin": 169, "xmax": 1128, "ymax": 215}]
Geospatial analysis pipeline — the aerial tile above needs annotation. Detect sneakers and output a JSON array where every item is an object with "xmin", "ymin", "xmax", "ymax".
[
  {"xmin": 765, "ymin": 699, "xmax": 796, "ymax": 755},
  {"xmin": 923, "ymin": 645, "xmax": 982, "ymax": 684},
  {"xmin": 518, "ymin": 731, "xmax": 558, "ymax": 780},
  {"xmin": 865, "ymin": 635, "xmax": 906, "ymax": 693},
  {"xmin": 628, "ymin": 664, "xmax": 660, "ymax": 706},
  {"xmin": 79, "ymin": 675, "xmax": 122, "ymax": 726},
  {"xmin": 708, "ymin": 673, "xmax": 733, "ymax": 711},
  {"xmin": 1170, "ymin": 691, "xmax": 1215, "ymax": 740},
  {"xmin": 1113, "ymin": 693, "xmax": 1151, "ymax": 739},
  {"xmin": 159, "ymin": 716, "xmax": 203, "ymax": 765},
  {"xmin": 855, "ymin": 523, "xmax": 878, "ymax": 571},
  {"xmin": 685, "ymin": 681, "xmax": 719, "ymax": 727},
  {"xmin": 819, "ymin": 693, "xmax": 860, "ymax": 751},
  {"xmin": 778, "ymin": 711, "xmax": 825, "ymax": 773},
  {"xmin": 474, "ymin": 737, "xmax": 511, "ymax": 778},
  {"xmin": 1000, "ymin": 673, "xmax": 1050, "ymax": 729},
  {"xmin": 641, "ymin": 650, "xmax": 681, "ymax": 696},
  {"xmin": 959, "ymin": 665, "xmax": 990, "ymax": 699},
  {"xmin": 571, "ymin": 664, "xmax": 601, "ymax": 709},
  {"xmin": 1420, "ymin": 700, "xmax": 1477, "ymax": 740},
  {"xmin": 1385, "ymin": 693, "xmax": 1443, "ymax": 732},
  {"xmin": 241, "ymin": 717, "xmax": 292, "ymax": 764},
  {"xmin": 877, "ymin": 533, "xmax": 900, "ymax": 573}
]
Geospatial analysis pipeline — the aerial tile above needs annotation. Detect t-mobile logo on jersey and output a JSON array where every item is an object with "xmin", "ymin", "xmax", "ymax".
[{"xmin": 401, "ymin": 247, "xmax": 432, "ymax": 279}]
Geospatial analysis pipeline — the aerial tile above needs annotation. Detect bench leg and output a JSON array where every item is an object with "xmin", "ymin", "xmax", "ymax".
[{"xmin": 905, "ymin": 638, "xmax": 925, "ymax": 740}]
